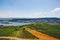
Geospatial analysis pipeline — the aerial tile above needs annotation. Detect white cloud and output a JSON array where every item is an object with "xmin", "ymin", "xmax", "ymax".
[
  {"xmin": 51, "ymin": 8, "xmax": 60, "ymax": 12},
  {"xmin": 54, "ymin": 8, "xmax": 60, "ymax": 11}
]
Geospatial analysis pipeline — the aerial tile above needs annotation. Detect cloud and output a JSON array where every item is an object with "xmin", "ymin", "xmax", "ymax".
[
  {"xmin": 54, "ymin": 8, "xmax": 60, "ymax": 11},
  {"xmin": 51, "ymin": 8, "xmax": 60, "ymax": 12}
]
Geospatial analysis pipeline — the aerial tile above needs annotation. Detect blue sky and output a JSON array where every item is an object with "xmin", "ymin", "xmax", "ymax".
[{"xmin": 0, "ymin": 0, "xmax": 60, "ymax": 18}]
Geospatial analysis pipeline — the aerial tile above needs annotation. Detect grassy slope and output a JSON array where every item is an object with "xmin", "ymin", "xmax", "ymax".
[
  {"xmin": 26, "ymin": 23, "xmax": 60, "ymax": 38},
  {"xmin": 0, "ymin": 26, "xmax": 38, "ymax": 39},
  {"xmin": 13, "ymin": 30, "xmax": 38, "ymax": 39},
  {"xmin": 0, "ymin": 26, "xmax": 24, "ymax": 36}
]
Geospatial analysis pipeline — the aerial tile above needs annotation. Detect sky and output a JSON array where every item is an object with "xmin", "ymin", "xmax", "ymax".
[{"xmin": 0, "ymin": 0, "xmax": 60, "ymax": 18}]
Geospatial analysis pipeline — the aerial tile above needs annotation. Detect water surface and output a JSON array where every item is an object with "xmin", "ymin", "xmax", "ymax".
[{"xmin": 0, "ymin": 22, "xmax": 30, "ymax": 26}]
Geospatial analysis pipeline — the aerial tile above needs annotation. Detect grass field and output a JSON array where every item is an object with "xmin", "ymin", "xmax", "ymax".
[{"xmin": 0, "ymin": 23, "xmax": 60, "ymax": 39}]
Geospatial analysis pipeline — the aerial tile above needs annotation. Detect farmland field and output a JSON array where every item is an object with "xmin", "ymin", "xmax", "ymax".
[{"xmin": 0, "ymin": 23, "xmax": 60, "ymax": 39}]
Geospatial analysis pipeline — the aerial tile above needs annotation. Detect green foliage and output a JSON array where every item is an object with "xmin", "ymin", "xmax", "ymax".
[
  {"xmin": 0, "ymin": 38, "xmax": 10, "ymax": 40},
  {"xmin": 0, "ymin": 26, "xmax": 21, "ymax": 36},
  {"xmin": 0, "ymin": 27, "xmax": 14, "ymax": 36}
]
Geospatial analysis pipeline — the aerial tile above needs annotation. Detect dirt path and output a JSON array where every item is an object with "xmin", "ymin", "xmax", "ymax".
[
  {"xmin": 0, "ymin": 36, "xmax": 38, "ymax": 40},
  {"xmin": 0, "ymin": 36, "xmax": 20, "ymax": 40},
  {"xmin": 26, "ymin": 28, "xmax": 60, "ymax": 40}
]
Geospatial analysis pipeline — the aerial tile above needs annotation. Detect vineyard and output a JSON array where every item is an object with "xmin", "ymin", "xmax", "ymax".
[{"xmin": 0, "ymin": 23, "xmax": 60, "ymax": 40}]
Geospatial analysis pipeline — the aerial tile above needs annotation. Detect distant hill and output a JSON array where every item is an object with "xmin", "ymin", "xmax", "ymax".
[
  {"xmin": 0, "ymin": 18, "xmax": 60, "ymax": 24},
  {"xmin": 6, "ymin": 18, "xmax": 59, "ymax": 20}
]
